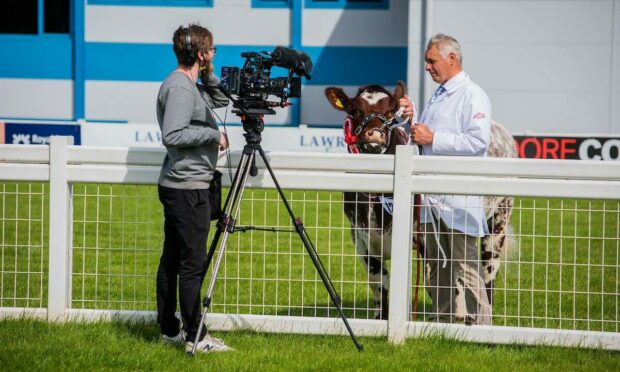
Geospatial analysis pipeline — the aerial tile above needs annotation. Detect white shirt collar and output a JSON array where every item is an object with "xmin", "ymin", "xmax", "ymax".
[{"xmin": 442, "ymin": 70, "xmax": 469, "ymax": 93}]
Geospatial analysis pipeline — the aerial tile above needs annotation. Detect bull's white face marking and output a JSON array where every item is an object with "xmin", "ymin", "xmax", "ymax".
[{"xmin": 360, "ymin": 91, "xmax": 388, "ymax": 105}]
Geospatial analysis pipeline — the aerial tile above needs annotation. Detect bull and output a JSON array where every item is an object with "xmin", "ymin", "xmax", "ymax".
[{"xmin": 325, "ymin": 82, "xmax": 517, "ymax": 319}]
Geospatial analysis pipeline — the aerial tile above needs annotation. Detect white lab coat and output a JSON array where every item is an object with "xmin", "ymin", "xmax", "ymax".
[{"xmin": 418, "ymin": 71, "xmax": 491, "ymax": 237}]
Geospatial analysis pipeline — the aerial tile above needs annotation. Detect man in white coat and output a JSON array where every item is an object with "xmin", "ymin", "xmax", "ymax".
[{"xmin": 400, "ymin": 33, "xmax": 492, "ymax": 325}]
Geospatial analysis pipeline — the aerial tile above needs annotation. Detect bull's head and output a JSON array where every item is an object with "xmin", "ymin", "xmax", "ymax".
[{"xmin": 325, "ymin": 81, "xmax": 407, "ymax": 154}]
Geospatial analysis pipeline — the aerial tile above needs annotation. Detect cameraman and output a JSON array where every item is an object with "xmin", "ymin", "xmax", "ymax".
[{"xmin": 156, "ymin": 23, "xmax": 231, "ymax": 353}]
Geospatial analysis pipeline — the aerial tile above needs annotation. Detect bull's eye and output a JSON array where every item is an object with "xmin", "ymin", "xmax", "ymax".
[{"xmin": 354, "ymin": 126, "xmax": 363, "ymax": 136}]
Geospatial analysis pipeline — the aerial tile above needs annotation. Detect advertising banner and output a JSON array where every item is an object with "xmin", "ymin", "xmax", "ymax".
[
  {"xmin": 0, "ymin": 122, "xmax": 81, "ymax": 145},
  {"xmin": 3, "ymin": 121, "xmax": 619, "ymax": 161},
  {"xmin": 88, "ymin": 125, "xmax": 619, "ymax": 159},
  {"xmin": 514, "ymin": 135, "xmax": 620, "ymax": 161},
  {"xmin": 82, "ymin": 123, "xmax": 349, "ymax": 153}
]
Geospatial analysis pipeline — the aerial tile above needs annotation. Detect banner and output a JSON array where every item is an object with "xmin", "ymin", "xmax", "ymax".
[
  {"xmin": 514, "ymin": 135, "xmax": 620, "ymax": 161},
  {"xmin": 3, "ymin": 121, "xmax": 619, "ymax": 161},
  {"xmin": 82, "ymin": 123, "xmax": 349, "ymax": 153},
  {"xmin": 0, "ymin": 122, "xmax": 81, "ymax": 145}
]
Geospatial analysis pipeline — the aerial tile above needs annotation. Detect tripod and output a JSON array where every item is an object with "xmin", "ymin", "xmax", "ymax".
[{"xmin": 192, "ymin": 114, "xmax": 363, "ymax": 355}]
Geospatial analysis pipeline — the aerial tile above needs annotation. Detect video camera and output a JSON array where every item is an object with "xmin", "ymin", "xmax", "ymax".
[{"xmin": 219, "ymin": 46, "xmax": 313, "ymax": 121}]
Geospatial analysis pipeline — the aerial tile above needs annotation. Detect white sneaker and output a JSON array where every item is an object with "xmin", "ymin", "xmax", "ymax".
[
  {"xmin": 161, "ymin": 330, "xmax": 186, "ymax": 346},
  {"xmin": 186, "ymin": 334, "xmax": 235, "ymax": 353}
]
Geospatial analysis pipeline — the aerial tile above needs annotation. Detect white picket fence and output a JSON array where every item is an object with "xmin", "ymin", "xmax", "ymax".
[{"xmin": 0, "ymin": 136, "xmax": 619, "ymax": 350}]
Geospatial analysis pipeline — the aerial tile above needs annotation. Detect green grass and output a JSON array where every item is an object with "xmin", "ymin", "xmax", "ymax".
[{"xmin": 0, "ymin": 318, "xmax": 618, "ymax": 371}]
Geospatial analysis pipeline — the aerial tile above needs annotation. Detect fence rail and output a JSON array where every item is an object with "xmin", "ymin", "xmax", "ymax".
[{"xmin": 0, "ymin": 136, "xmax": 618, "ymax": 350}]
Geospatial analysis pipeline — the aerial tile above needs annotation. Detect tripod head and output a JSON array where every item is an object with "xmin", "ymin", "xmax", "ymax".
[
  {"xmin": 219, "ymin": 85, "xmax": 268, "ymax": 146},
  {"xmin": 237, "ymin": 113, "xmax": 264, "ymax": 146}
]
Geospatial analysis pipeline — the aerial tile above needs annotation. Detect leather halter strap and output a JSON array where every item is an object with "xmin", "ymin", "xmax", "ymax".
[{"xmin": 354, "ymin": 113, "xmax": 389, "ymax": 136}]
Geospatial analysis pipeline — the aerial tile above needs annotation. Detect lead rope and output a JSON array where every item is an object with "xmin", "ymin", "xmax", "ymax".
[
  {"xmin": 412, "ymin": 197, "xmax": 449, "ymax": 315},
  {"xmin": 412, "ymin": 138, "xmax": 447, "ymax": 269},
  {"xmin": 425, "ymin": 199, "xmax": 448, "ymax": 268},
  {"xmin": 412, "ymin": 143, "xmax": 447, "ymax": 321}
]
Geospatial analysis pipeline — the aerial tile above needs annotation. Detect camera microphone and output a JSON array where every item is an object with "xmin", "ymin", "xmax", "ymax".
[{"xmin": 271, "ymin": 46, "xmax": 313, "ymax": 80}]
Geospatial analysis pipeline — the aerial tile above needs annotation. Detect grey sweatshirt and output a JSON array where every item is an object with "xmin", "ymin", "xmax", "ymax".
[{"xmin": 157, "ymin": 71, "xmax": 229, "ymax": 189}]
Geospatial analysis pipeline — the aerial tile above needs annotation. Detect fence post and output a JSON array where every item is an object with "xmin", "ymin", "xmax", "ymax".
[
  {"xmin": 48, "ymin": 136, "xmax": 73, "ymax": 321},
  {"xmin": 388, "ymin": 145, "xmax": 413, "ymax": 343}
]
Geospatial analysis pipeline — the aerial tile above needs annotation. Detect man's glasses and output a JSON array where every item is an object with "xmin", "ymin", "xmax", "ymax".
[{"xmin": 207, "ymin": 46, "xmax": 217, "ymax": 54}]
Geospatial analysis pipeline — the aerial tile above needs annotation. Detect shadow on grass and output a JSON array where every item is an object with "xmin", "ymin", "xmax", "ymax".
[
  {"xmin": 109, "ymin": 317, "xmax": 161, "ymax": 344},
  {"xmin": 274, "ymin": 300, "xmax": 378, "ymax": 320},
  {"xmin": 273, "ymin": 298, "xmax": 434, "ymax": 321}
]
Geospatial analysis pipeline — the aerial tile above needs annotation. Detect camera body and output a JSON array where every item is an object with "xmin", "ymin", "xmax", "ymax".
[
  {"xmin": 220, "ymin": 67, "xmax": 301, "ymax": 99},
  {"xmin": 219, "ymin": 47, "xmax": 312, "ymax": 118}
]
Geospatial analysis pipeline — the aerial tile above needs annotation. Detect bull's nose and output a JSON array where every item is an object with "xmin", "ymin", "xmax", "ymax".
[
  {"xmin": 360, "ymin": 142, "xmax": 384, "ymax": 154},
  {"xmin": 363, "ymin": 129, "xmax": 385, "ymax": 141}
]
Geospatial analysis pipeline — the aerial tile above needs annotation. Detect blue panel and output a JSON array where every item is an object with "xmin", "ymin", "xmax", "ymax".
[
  {"xmin": 252, "ymin": 0, "xmax": 291, "ymax": 8},
  {"xmin": 303, "ymin": 46, "xmax": 406, "ymax": 85},
  {"xmin": 85, "ymin": 42, "xmax": 176, "ymax": 81},
  {"xmin": 38, "ymin": 0, "xmax": 44, "ymax": 34},
  {"xmin": 87, "ymin": 0, "xmax": 213, "ymax": 7},
  {"xmin": 4, "ymin": 123, "xmax": 81, "ymax": 145},
  {"xmin": 0, "ymin": 40, "xmax": 405, "ymax": 87},
  {"xmin": 85, "ymin": 43, "xmax": 280, "ymax": 81},
  {"xmin": 291, "ymin": 0, "xmax": 302, "ymax": 124},
  {"xmin": 85, "ymin": 43, "xmax": 406, "ymax": 86},
  {"xmin": 73, "ymin": 0, "xmax": 86, "ymax": 120},
  {"xmin": 305, "ymin": 0, "xmax": 388, "ymax": 10},
  {"xmin": 292, "ymin": 0, "xmax": 302, "ymax": 48},
  {"xmin": 0, "ymin": 35, "xmax": 72, "ymax": 79}
]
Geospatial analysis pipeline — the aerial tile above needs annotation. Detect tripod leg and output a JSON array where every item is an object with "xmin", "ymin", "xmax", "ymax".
[
  {"xmin": 192, "ymin": 149, "xmax": 255, "ymax": 355},
  {"xmin": 204, "ymin": 155, "xmax": 247, "ymax": 273},
  {"xmin": 256, "ymin": 146, "xmax": 364, "ymax": 351}
]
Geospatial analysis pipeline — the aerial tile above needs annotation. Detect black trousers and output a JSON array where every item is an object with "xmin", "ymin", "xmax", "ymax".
[{"xmin": 157, "ymin": 185, "xmax": 211, "ymax": 341}]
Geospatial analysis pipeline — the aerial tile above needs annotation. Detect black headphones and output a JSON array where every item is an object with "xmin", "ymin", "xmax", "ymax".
[{"xmin": 181, "ymin": 26, "xmax": 197, "ymax": 66}]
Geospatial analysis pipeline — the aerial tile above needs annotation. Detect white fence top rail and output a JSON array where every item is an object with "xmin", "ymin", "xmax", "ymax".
[{"xmin": 0, "ymin": 142, "xmax": 618, "ymax": 199}]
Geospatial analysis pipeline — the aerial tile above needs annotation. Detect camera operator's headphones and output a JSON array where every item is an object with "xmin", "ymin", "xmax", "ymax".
[{"xmin": 181, "ymin": 26, "xmax": 197, "ymax": 66}]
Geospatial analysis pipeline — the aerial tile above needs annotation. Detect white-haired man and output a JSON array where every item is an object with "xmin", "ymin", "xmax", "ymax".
[{"xmin": 400, "ymin": 33, "xmax": 492, "ymax": 325}]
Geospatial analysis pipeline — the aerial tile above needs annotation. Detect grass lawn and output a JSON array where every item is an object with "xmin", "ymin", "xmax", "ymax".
[{"xmin": 0, "ymin": 318, "xmax": 618, "ymax": 371}]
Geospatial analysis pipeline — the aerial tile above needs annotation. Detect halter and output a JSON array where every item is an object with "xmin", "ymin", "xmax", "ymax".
[
  {"xmin": 354, "ymin": 113, "xmax": 388, "ymax": 136},
  {"xmin": 344, "ymin": 112, "xmax": 404, "ymax": 154}
]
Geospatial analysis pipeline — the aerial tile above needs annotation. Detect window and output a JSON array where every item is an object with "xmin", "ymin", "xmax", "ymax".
[
  {"xmin": 0, "ymin": 0, "xmax": 38, "ymax": 34},
  {"xmin": 305, "ymin": 0, "xmax": 388, "ymax": 9},
  {"xmin": 252, "ymin": 0, "xmax": 387, "ymax": 9},
  {"xmin": 0, "ymin": 0, "xmax": 69, "ymax": 35},
  {"xmin": 252, "ymin": 0, "xmax": 291, "ymax": 8},
  {"xmin": 45, "ymin": 0, "xmax": 70, "ymax": 34},
  {"xmin": 88, "ymin": 0, "xmax": 213, "ymax": 7}
]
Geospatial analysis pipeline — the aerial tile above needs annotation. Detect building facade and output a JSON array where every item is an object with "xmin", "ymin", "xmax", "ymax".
[{"xmin": 0, "ymin": 0, "xmax": 618, "ymax": 134}]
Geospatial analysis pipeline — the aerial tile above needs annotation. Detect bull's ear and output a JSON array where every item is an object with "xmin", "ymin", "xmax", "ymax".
[
  {"xmin": 393, "ymin": 81, "xmax": 406, "ymax": 102},
  {"xmin": 325, "ymin": 87, "xmax": 350, "ymax": 112}
]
